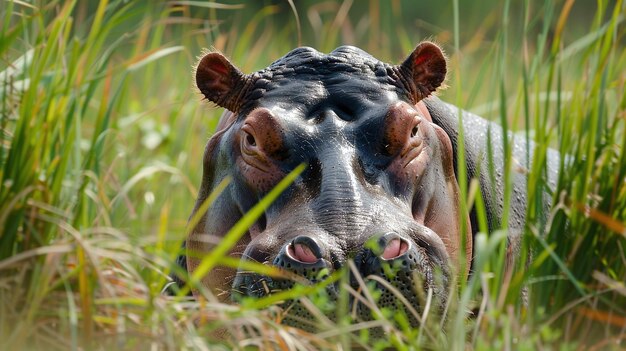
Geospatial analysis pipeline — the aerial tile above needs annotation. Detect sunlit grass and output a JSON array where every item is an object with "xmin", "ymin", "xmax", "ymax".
[{"xmin": 0, "ymin": 0, "xmax": 625, "ymax": 349}]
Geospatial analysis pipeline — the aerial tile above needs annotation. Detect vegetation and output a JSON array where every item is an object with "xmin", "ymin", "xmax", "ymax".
[{"xmin": 0, "ymin": 0, "xmax": 624, "ymax": 349}]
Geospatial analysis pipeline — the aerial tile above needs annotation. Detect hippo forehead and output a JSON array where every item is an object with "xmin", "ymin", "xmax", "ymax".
[{"xmin": 242, "ymin": 46, "xmax": 410, "ymax": 114}]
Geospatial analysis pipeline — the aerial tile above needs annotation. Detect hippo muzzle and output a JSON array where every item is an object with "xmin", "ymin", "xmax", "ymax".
[{"xmin": 184, "ymin": 42, "xmax": 473, "ymax": 329}]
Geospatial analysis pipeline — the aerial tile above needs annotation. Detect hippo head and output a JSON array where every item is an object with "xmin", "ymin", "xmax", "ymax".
[{"xmin": 187, "ymin": 42, "xmax": 472, "ymax": 328}]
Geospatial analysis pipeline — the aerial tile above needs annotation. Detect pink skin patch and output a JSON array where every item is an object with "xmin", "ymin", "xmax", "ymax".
[
  {"xmin": 288, "ymin": 243, "xmax": 318, "ymax": 263},
  {"xmin": 382, "ymin": 238, "xmax": 409, "ymax": 260},
  {"xmin": 413, "ymin": 51, "xmax": 432, "ymax": 67}
]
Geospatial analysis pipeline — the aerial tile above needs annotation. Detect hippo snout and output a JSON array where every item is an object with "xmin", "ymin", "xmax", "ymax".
[
  {"xmin": 231, "ymin": 230, "xmax": 449, "ymax": 329},
  {"xmin": 232, "ymin": 236, "xmax": 330, "ymax": 299}
]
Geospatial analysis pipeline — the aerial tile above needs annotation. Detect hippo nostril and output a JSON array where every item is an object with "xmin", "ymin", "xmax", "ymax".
[
  {"xmin": 287, "ymin": 236, "xmax": 322, "ymax": 263},
  {"xmin": 379, "ymin": 233, "xmax": 410, "ymax": 260},
  {"xmin": 382, "ymin": 238, "xmax": 409, "ymax": 259},
  {"xmin": 288, "ymin": 244, "xmax": 317, "ymax": 263}
]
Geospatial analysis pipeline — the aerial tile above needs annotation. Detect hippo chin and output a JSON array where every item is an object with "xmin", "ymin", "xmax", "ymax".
[{"xmin": 174, "ymin": 41, "xmax": 558, "ymax": 330}]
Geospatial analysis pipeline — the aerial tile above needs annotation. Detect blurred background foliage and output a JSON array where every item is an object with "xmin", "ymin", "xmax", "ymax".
[{"xmin": 1, "ymin": 0, "xmax": 625, "ymax": 349}]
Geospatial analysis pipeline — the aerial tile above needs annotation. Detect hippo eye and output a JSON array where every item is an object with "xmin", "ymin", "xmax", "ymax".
[
  {"xmin": 241, "ymin": 124, "xmax": 258, "ymax": 152},
  {"xmin": 411, "ymin": 125, "xmax": 419, "ymax": 138},
  {"xmin": 245, "ymin": 132, "xmax": 256, "ymax": 147}
]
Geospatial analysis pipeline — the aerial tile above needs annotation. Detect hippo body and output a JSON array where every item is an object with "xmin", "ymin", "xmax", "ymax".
[{"xmin": 173, "ymin": 42, "xmax": 559, "ymax": 328}]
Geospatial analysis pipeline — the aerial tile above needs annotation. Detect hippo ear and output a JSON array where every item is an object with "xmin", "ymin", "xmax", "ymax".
[
  {"xmin": 399, "ymin": 42, "xmax": 447, "ymax": 102},
  {"xmin": 196, "ymin": 52, "xmax": 249, "ymax": 112}
]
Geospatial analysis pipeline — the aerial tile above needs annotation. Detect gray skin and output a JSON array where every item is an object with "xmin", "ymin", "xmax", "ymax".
[{"xmin": 172, "ymin": 42, "xmax": 559, "ymax": 329}]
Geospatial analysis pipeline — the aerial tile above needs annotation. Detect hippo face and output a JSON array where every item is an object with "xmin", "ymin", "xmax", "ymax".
[{"xmin": 187, "ymin": 42, "xmax": 472, "ymax": 327}]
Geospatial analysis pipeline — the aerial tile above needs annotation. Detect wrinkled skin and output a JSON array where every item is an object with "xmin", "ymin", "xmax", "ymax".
[{"xmin": 173, "ymin": 42, "xmax": 559, "ymax": 329}]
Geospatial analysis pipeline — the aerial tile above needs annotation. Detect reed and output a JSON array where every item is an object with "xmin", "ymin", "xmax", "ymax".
[{"xmin": 0, "ymin": 1, "xmax": 624, "ymax": 349}]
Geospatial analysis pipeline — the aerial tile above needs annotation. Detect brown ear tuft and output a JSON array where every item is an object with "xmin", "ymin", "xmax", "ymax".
[
  {"xmin": 399, "ymin": 42, "xmax": 447, "ymax": 102},
  {"xmin": 196, "ymin": 52, "xmax": 248, "ymax": 112}
]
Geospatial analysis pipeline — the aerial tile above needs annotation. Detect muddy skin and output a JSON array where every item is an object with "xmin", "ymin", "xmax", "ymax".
[{"xmin": 171, "ymin": 42, "xmax": 559, "ymax": 331}]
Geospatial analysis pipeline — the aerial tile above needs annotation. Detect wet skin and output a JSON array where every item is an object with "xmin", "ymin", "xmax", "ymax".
[{"xmin": 174, "ymin": 42, "xmax": 559, "ymax": 328}]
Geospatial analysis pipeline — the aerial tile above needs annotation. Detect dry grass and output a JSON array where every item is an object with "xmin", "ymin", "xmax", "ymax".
[{"xmin": 1, "ymin": 0, "xmax": 625, "ymax": 349}]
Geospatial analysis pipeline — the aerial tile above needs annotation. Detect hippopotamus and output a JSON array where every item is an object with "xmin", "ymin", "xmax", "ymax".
[{"xmin": 173, "ymin": 41, "xmax": 558, "ymax": 329}]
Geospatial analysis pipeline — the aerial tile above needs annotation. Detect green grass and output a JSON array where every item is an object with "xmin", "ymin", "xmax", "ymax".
[{"xmin": 1, "ymin": 0, "xmax": 625, "ymax": 349}]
